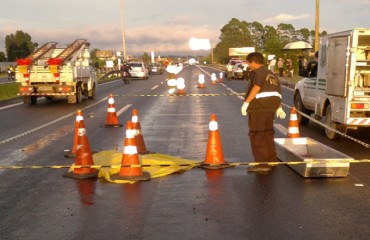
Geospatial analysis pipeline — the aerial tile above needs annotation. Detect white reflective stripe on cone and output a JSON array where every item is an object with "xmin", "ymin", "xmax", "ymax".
[
  {"xmin": 135, "ymin": 129, "xmax": 142, "ymax": 135},
  {"xmin": 124, "ymin": 145, "xmax": 138, "ymax": 154},
  {"xmin": 126, "ymin": 129, "xmax": 136, "ymax": 138},
  {"xmin": 288, "ymin": 127, "xmax": 299, "ymax": 134},
  {"xmin": 132, "ymin": 116, "xmax": 138, "ymax": 122},
  {"xmin": 209, "ymin": 121, "xmax": 218, "ymax": 131},
  {"xmin": 108, "ymin": 98, "xmax": 115, "ymax": 104},
  {"xmin": 77, "ymin": 128, "xmax": 86, "ymax": 136},
  {"xmin": 76, "ymin": 116, "xmax": 83, "ymax": 121},
  {"xmin": 107, "ymin": 108, "xmax": 116, "ymax": 113},
  {"xmin": 290, "ymin": 114, "xmax": 298, "ymax": 121}
]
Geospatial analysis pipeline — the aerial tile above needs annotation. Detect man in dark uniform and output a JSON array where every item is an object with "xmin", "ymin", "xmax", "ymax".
[
  {"xmin": 241, "ymin": 52, "xmax": 286, "ymax": 172},
  {"xmin": 306, "ymin": 51, "xmax": 318, "ymax": 78}
]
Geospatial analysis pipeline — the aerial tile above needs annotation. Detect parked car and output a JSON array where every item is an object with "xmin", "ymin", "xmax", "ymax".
[
  {"xmin": 231, "ymin": 62, "xmax": 247, "ymax": 79},
  {"xmin": 128, "ymin": 61, "xmax": 149, "ymax": 79},
  {"xmin": 148, "ymin": 62, "xmax": 164, "ymax": 74}
]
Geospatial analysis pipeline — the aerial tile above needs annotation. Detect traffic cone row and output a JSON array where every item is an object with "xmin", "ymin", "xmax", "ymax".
[{"xmin": 287, "ymin": 107, "xmax": 300, "ymax": 138}]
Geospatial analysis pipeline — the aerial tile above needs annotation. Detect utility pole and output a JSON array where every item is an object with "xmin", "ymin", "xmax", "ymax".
[
  {"xmin": 120, "ymin": 0, "xmax": 127, "ymax": 59},
  {"xmin": 314, "ymin": 0, "xmax": 320, "ymax": 52}
]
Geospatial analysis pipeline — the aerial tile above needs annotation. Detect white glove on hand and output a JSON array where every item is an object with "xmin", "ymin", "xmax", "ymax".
[
  {"xmin": 241, "ymin": 102, "xmax": 249, "ymax": 116},
  {"xmin": 276, "ymin": 107, "xmax": 286, "ymax": 119}
]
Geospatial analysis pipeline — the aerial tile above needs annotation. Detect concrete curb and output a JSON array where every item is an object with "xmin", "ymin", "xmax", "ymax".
[{"xmin": 279, "ymin": 78, "xmax": 297, "ymax": 89}]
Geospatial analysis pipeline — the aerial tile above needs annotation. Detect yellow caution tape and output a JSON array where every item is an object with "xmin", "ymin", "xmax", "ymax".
[
  {"xmin": 116, "ymin": 93, "xmax": 244, "ymax": 97},
  {"xmin": 1, "ymin": 159, "xmax": 370, "ymax": 170}
]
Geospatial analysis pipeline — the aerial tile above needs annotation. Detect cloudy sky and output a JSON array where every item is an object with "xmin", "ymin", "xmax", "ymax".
[{"xmin": 1, "ymin": 0, "xmax": 369, "ymax": 56}]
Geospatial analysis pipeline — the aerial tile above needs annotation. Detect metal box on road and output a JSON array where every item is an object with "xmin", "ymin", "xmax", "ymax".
[{"xmin": 274, "ymin": 137, "xmax": 352, "ymax": 178}]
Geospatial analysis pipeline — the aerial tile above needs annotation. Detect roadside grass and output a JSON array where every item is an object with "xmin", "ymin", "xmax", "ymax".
[
  {"xmin": 0, "ymin": 82, "xmax": 21, "ymax": 101},
  {"xmin": 0, "ymin": 74, "xmax": 121, "ymax": 102}
]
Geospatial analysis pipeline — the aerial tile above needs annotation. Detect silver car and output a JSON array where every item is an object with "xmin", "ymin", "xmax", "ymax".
[{"xmin": 128, "ymin": 61, "xmax": 149, "ymax": 79}]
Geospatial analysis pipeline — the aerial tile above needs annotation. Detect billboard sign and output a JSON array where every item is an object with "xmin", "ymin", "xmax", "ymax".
[{"xmin": 229, "ymin": 47, "xmax": 255, "ymax": 56}]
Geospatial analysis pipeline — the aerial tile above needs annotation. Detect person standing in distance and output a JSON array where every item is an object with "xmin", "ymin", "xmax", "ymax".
[{"xmin": 241, "ymin": 52, "xmax": 286, "ymax": 172}]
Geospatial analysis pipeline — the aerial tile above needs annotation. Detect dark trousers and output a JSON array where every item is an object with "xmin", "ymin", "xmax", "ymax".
[
  {"xmin": 279, "ymin": 68, "xmax": 284, "ymax": 77},
  {"xmin": 248, "ymin": 111, "xmax": 276, "ymax": 163}
]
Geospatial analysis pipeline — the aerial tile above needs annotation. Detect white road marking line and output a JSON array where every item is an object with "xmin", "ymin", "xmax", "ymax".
[
  {"xmin": 117, "ymin": 104, "xmax": 132, "ymax": 116},
  {"xmin": 274, "ymin": 123, "xmax": 288, "ymax": 136},
  {"xmin": 151, "ymin": 85, "xmax": 159, "ymax": 90},
  {"xmin": 0, "ymin": 97, "xmax": 108, "ymax": 145},
  {"xmin": 0, "ymin": 102, "xmax": 23, "ymax": 110}
]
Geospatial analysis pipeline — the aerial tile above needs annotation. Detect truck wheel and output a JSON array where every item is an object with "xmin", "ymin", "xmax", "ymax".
[
  {"xmin": 76, "ymin": 85, "xmax": 83, "ymax": 103},
  {"xmin": 325, "ymin": 105, "xmax": 345, "ymax": 140},
  {"xmin": 294, "ymin": 93, "xmax": 310, "ymax": 125},
  {"xmin": 23, "ymin": 96, "xmax": 31, "ymax": 104},
  {"xmin": 31, "ymin": 96, "xmax": 37, "ymax": 104},
  {"xmin": 23, "ymin": 96, "xmax": 37, "ymax": 104},
  {"xmin": 88, "ymin": 84, "xmax": 96, "ymax": 99}
]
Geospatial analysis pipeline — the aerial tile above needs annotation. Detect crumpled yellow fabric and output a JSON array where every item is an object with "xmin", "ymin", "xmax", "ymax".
[{"xmin": 93, "ymin": 150, "xmax": 202, "ymax": 184}]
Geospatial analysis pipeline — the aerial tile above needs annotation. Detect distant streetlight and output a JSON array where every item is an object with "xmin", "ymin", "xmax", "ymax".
[
  {"xmin": 314, "ymin": 0, "xmax": 320, "ymax": 52},
  {"xmin": 120, "ymin": 0, "xmax": 127, "ymax": 59}
]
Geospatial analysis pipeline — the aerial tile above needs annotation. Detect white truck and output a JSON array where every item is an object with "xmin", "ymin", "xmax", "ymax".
[
  {"xmin": 16, "ymin": 39, "xmax": 97, "ymax": 104},
  {"xmin": 294, "ymin": 28, "xmax": 370, "ymax": 139}
]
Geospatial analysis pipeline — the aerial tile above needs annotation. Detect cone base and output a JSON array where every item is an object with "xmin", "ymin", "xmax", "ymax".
[
  {"xmin": 64, "ymin": 150, "xmax": 97, "ymax": 158},
  {"xmin": 101, "ymin": 123, "xmax": 123, "ymax": 128},
  {"xmin": 111, "ymin": 171, "xmax": 151, "ymax": 181},
  {"xmin": 138, "ymin": 150, "xmax": 152, "ymax": 155},
  {"xmin": 63, "ymin": 171, "xmax": 98, "ymax": 179},
  {"xmin": 64, "ymin": 151, "xmax": 76, "ymax": 158},
  {"xmin": 200, "ymin": 162, "xmax": 234, "ymax": 169}
]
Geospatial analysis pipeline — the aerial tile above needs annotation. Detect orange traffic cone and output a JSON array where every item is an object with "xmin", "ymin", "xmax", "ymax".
[
  {"xmin": 131, "ymin": 108, "xmax": 150, "ymax": 154},
  {"xmin": 102, "ymin": 94, "xmax": 123, "ymax": 128},
  {"xmin": 177, "ymin": 77, "xmax": 186, "ymax": 95},
  {"xmin": 287, "ymin": 107, "xmax": 300, "ymax": 138},
  {"xmin": 63, "ymin": 120, "xmax": 98, "ymax": 179},
  {"xmin": 218, "ymin": 72, "xmax": 224, "ymax": 83},
  {"xmin": 111, "ymin": 121, "xmax": 151, "ymax": 181},
  {"xmin": 65, "ymin": 109, "xmax": 84, "ymax": 158},
  {"xmin": 197, "ymin": 74, "xmax": 205, "ymax": 88},
  {"xmin": 201, "ymin": 114, "xmax": 232, "ymax": 169},
  {"xmin": 211, "ymin": 73, "xmax": 217, "ymax": 85}
]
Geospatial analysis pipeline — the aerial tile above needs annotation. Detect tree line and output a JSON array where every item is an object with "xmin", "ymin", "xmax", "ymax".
[{"xmin": 213, "ymin": 18, "xmax": 327, "ymax": 64}]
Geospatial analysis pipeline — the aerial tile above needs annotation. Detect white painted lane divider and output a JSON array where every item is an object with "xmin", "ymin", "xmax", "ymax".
[{"xmin": 0, "ymin": 97, "xmax": 108, "ymax": 145}]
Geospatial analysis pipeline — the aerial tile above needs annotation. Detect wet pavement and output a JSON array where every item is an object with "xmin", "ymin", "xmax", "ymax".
[{"xmin": 0, "ymin": 65, "xmax": 370, "ymax": 239}]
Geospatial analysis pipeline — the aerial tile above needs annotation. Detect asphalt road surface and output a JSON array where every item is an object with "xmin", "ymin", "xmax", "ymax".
[{"xmin": 1, "ymin": 65, "xmax": 370, "ymax": 240}]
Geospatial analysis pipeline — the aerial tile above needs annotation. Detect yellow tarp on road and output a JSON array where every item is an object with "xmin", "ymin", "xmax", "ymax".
[{"xmin": 93, "ymin": 151, "xmax": 202, "ymax": 184}]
